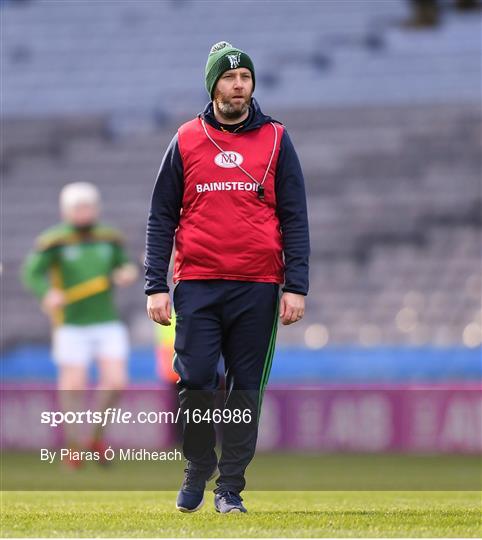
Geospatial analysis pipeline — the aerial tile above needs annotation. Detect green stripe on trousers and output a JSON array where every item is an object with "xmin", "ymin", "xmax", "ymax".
[{"xmin": 257, "ymin": 298, "xmax": 280, "ymax": 421}]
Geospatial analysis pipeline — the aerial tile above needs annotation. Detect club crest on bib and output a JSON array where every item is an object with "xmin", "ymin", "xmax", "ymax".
[{"xmin": 214, "ymin": 151, "xmax": 244, "ymax": 168}]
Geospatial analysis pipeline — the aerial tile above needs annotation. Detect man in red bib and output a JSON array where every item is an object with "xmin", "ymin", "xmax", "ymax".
[{"xmin": 145, "ymin": 41, "xmax": 310, "ymax": 514}]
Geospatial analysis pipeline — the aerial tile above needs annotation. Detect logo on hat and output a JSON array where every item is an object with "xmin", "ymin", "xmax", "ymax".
[
  {"xmin": 214, "ymin": 151, "xmax": 244, "ymax": 168},
  {"xmin": 227, "ymin": 53, "xmax": 241, "ymax": 69}
]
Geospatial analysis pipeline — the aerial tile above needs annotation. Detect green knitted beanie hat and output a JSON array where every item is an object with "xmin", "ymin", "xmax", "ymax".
[{"xmin": 205, "ymin": 41, "xmax": 255, "ymax": 99}]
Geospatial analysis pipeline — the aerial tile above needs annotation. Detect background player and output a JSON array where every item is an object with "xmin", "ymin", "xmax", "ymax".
[{"xmin": 22, "ymin": 181, "xmax": 138, "ymax": 466}]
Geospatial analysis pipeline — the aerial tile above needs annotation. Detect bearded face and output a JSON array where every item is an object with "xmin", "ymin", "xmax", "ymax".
[{"xmin": 213, "ymin": 68, "xmax": 253, "ymax": 121}]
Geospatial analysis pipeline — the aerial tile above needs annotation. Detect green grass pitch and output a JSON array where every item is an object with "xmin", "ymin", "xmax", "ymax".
[
  {"xmin": 1, "ymin": 452, "xmax": 481, "ymax": 536},
  {"xmin": 1, "ymin": 490, "xmax": 480, "ymax": 537}
]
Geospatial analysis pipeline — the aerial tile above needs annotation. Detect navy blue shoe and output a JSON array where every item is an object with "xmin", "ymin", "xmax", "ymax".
[
  {"xmin": 176, "ymin": 465, "xmax": 218, "ymax": 513},
  {"xmin": 214, "ymin": 491, "xmax": 247, "ymax": 514}
]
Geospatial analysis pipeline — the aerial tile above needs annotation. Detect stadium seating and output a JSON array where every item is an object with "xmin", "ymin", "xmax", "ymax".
[
  {"xmin": 3, "ymin": 102, "xmax": 480, "ymax": 349},
  {"xmin": 2, "ymin": 0, "xmax": 480, "ymax": 115},
  {"xmin": 1, "ymin": 0, "xmax": 481, "ymax": 353}
]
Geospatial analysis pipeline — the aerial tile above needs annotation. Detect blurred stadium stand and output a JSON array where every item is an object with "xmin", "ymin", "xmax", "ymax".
[
  {"xmin": 1, "ymin": 0, "xmax": 481, "ymax": 381},
  {"xmin": 2, "ymin": 0, "xmax": 481, "ymax": 114}
]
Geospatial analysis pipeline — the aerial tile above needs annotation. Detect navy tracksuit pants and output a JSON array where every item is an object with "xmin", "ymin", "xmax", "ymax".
[{"xmin": 172, "ymin": 279, "xmax": 280, "ymax": 494}]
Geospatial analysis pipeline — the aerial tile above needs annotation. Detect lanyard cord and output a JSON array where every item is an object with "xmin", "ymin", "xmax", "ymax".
[{"xmin": 200, "ymin": 117, "xmax": 278, "ymax": 188}]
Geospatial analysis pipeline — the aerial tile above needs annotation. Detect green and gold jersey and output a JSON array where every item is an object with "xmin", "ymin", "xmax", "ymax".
[{"xmin": 22, "ymin": 222, "xmax": 131, "ymax": 326}]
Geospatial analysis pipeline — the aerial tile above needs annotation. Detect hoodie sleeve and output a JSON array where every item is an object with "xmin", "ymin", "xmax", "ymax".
[
  {"xmin": 275, "ymin": 129, "xmax": 310, "ymax": 296},
  {"xmin": 144, "ymin": 133, "xmax": 184, "ymax": 295}
]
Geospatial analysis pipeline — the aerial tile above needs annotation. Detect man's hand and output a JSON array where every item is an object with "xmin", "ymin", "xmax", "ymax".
[
  {"xmin": 112, "ymin": 263, "xmax": 138, "ymax": 287},
  {"xmin": 41, "ymin": 288, "xmax": 66, "ymax": 315},
  {"xmin": 147, "ymin": 292, "xmax": 172, "ymax": 326},
  {"xmin": 279, "ymin": 292, "xmax": 305, "ymax": 326}
]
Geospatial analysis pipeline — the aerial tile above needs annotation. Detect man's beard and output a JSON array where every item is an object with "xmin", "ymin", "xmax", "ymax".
[{"xmin": 214, "ymin": 95, "xmax": 250, "ymax": 121}]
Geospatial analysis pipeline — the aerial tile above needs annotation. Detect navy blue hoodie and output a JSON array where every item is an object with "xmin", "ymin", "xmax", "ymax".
[{"xmin": 145, "ymin": 97, "xmax": 310, "ymax": 296}]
